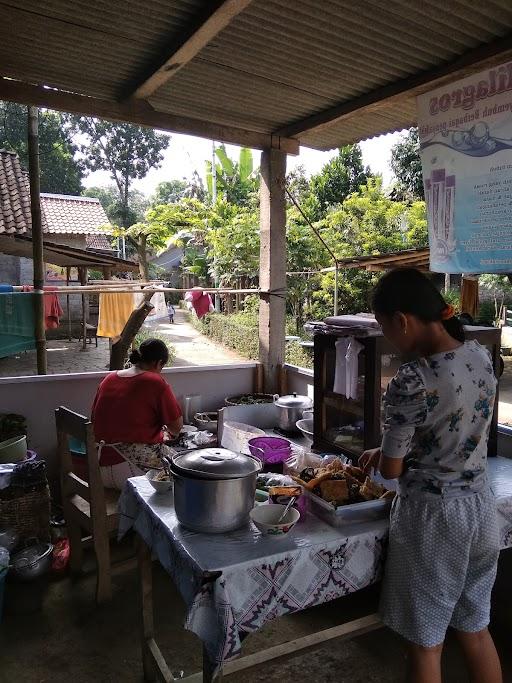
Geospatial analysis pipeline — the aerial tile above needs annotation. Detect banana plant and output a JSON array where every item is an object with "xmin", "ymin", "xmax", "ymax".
[{"xmin": 206, "ymin": 144, "xmax": 258, "ymax": 206}]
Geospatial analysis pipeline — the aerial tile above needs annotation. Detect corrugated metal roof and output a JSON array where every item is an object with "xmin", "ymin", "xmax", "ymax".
[
  {"xmin": 40, "ymin": 194, "xmax": 112, "ymax": 236},
  {"xmin": 1, "ymin": 0, "xmax": 512, "ymax": 149}
]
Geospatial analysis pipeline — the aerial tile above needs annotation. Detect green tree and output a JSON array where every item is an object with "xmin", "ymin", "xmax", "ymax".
[
  {"xmin": 206, "ymin": 145, "xmax": 259, "ymax": 207},
  {"xmin": 310, "ymin": 144, "xmax": 372, "ymax": 218},
  {"xmin": 390, "ymin": 128, "xmax": 424, "ymax": 201},
  {"xmin": 0, "ymin": 101, "xmax": 84, "ymax": 194},
  {"xmin": 71, "ymin": 118, "xmax": 170, "ymax": 228},
  {"xmin": 310, "ymin": 178, "xmax": 428, "ymax": 319},
  {"xmin": 147, "ymin": 199, "xmax": 210, "ymax": 279},
  {"xmin": 151, "ymin": 179, "xmax": 187, "ymax": 206},
  {"xmin": 206, "ymin": 201, "xmax": 260, "ymax": 284},
  {"xmin": 82, "ymin": 185, "xmax": 148, "ymax": 224}
]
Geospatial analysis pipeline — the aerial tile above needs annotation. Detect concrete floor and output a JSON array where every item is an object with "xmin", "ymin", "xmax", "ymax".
[
  {"xmin": 0, "ymin": 310, "xmax": 244, "ymax": 377},
  {"xmin": 2, "ymin": 545, "xmax": 512, "ymax": 682}
]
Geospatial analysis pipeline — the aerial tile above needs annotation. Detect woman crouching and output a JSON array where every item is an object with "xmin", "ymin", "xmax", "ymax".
[{"xmin": 92, "ymin": 338, "xmax": 183, "ymax": 490}]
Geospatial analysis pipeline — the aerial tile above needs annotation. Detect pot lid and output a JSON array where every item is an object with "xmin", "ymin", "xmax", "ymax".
[
  {"xmin": 274, "ymin": 392, "xmax": 313, "ymax": 408},
  {"xmin": 172, "ymin": 448, "xmax": 260, "ymax": 479}
]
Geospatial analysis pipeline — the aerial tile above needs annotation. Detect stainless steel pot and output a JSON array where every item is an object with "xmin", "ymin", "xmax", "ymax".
[
  {"xmin": 169, "ymin": 448, "xmax": 262, "ymax": 533},
  {"xmin": 274, "ymin": 393, "xmax": 313, "ymax": 432},
  {"xmin": 9, "ymin": 542, "xmax": 53, "ymax": 581}
]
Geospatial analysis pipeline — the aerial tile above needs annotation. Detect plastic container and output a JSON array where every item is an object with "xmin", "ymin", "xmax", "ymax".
[
  {"xmin": 248, "ymin": 436, "xmax": 291, "ymax": 474},
  {"xmin": 0, "ymin": 435, "xmax": 27, "ymax": 464},
  {"xmin": 220, "ymin": 421, "xmax": 265, "ymax": 455},
  {"xmin": 305, "ymin": 490, "xmax": 392, "ymax": 526}
]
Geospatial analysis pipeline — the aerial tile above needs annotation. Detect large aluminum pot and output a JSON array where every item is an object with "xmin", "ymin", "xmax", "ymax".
[
  {"xmin": 169, "ymin": 448, "xmax": 262, "ymax": 533},
  {"xmin": 274, "ymin": 393, "xmax": 313, "ymax": 432}
]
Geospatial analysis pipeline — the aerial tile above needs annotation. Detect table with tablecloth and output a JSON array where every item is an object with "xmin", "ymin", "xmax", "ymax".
[{"xmin": 118, "ymin": 456, "xmax": 512, "ymax": 676}]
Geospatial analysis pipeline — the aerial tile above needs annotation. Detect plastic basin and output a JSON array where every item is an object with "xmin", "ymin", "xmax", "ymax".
[
  {"xmin": 0, "ymin": 435, "xmax": 27, "ymax": 464},
  {"xmin": 248, "ymin": 436, "xmax": 291, "ymax": 465}
]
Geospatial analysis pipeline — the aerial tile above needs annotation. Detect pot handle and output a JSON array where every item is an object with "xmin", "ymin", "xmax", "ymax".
[{"xmin": 273, "ymin": 393, "xmax": 280, "ymax": 403}]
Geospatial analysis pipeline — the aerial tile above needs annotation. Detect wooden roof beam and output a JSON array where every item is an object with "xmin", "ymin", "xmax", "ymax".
[
  {"xmin": 276, "ymin": 33, "xmax": 512, "ymax": 138},
  {"xmin": 0, "ymin": 78, "xmax": 299, "ymax": 154},
  {"xmin": 131, "ymin": 0, "xmax": 255, "ymax": 100}
]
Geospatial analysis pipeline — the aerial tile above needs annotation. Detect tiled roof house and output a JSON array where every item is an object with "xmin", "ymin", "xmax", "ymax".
[
  {"xmin": 0, "ymin": 149, "xmax": 115, "ymax": 283},
  {"xmin": 0, "ymin": 149, "xmax": 114, "ymax": 250}
]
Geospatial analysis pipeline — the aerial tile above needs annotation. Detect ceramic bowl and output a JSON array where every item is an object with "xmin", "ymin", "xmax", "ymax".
[
  {"xmin": 146, "ymin": 469, "xmax": 173, "ymax": 494},
  {"xmin": 296, "ymin": 418, "xmax": 313, "ymax": 444},
  {"xmin": 249, "ymin": 503, "xmax": 300, "ymax": 537}
]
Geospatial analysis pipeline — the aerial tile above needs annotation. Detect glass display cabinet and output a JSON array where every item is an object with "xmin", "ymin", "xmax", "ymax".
[{"xmin": 312, "ymin": 326, "xmax": 501, "ymax": 460}]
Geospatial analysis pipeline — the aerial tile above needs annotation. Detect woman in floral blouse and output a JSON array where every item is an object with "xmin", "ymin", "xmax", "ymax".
[{"xmin": 360, "ymin": 268, "xmax": 501, "ymax": 683}]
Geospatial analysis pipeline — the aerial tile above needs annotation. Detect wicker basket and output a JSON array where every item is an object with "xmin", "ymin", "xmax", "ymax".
[{"xmin": 0, "ymin": 484, "xmax": 51, "ymax": 542}]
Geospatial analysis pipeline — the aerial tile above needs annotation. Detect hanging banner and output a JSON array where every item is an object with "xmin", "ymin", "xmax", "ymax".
[{"xmin": 417, "ymin": 61, "xmax": 512, "ymax": 273}]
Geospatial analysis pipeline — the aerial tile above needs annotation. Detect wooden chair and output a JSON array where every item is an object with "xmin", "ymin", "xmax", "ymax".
[{"xmin": 56, "ymin": 406, "xmax": 121, "ymax": 603}]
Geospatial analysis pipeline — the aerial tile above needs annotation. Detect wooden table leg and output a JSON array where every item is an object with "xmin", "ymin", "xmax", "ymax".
[
  {"xmin": 138, "ymin": 535, "xmax": 157, "ymax": 682},
  {"xmin": 203, "ymin": 646, "xmax": 222, "ymax": 682}
]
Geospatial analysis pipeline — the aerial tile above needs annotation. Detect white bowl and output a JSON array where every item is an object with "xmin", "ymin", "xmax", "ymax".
[
  {"xmin": 0, "ymin": 435, "xmax": 27, "ymax": 464},
  {"xmin": 296, "ymin": 418, "xmax": 313, "ymax": 444},
  {"xmin": 146, "ymin": 469, "xmax": 173, "ymax": 493},
  {"xmin": 250, "ymin": 503, "xmax": 300, "ymax": 537}
]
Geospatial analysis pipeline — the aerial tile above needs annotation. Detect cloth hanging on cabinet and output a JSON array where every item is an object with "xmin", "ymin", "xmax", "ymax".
[
  {"xmin": 333, "ymin": 336, "xmax": 363, "ymax": 400},
  {"xmin": 460, "ymin": 276, "xmax": 479, "ymax": 319},
  {"xmin": 0, "ymin": 292, "xmax": 36, "ymax": 358},
  {"xmin": 97, "ymin": 292, "xmax": 135, "ymax": 338},
  {"xmin": 0, "ymin": 284, "xmax": 13, "ymax": 293}
]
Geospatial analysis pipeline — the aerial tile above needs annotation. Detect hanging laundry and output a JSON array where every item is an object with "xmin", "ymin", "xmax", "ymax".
[
  {"xmin": 333, "ymin": 336, "xmax": 364, "ymax": 400},
  {"xmin": 0, "ymin": 292, "xmax": 36, "ymax": 358},
  {"xmin": 20, "ymin": 286, "xmax": 64, "ymax": 330},
  {"xmin": 97, "ymin": 292, "xmax": 135, "ymax": 338},
  {"xmin": 185, "ymin": 289, "xmax": 213, "ymax": 319},
  {"xmin": 43, "ymin": 286, "xmax": 63, "ymax": 329}
]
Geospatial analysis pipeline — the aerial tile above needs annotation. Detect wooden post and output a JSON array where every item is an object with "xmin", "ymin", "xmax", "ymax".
[
  {"xmin": 27, "ymin": 105, "xmax": 47, "ymax": 374},
  {"xmin": 444, "ymin": 273, "xmax": 451, "ymax": 294},
  {"xmin": 259, "ymin": 148, "xmax": 287, "ymax": 393},
  {"xmin": 66, "ymin": 266, "xmax": 72, "ymax": 341},
  {"xmin": 79, "ymin": 267, "xmax": 88, "ymax": 352}
]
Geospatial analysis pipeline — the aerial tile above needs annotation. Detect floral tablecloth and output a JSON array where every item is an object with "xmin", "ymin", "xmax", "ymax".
[{"xmin": 118, "ymin": 456, "xmax": 512, "ymax": 668}]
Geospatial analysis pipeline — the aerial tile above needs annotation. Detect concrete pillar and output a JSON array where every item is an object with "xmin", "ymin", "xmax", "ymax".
[{"xmin": 258, "ymin": 148, "xmax": 287, "ymax": 393}]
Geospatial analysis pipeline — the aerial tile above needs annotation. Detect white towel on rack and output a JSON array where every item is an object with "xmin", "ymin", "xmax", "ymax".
[
  {"xmin": 333, "ymin": 337, "xmax": 363, "ymax": 399},
  {"xmin": 346, "ymin": 338, "xmax": 363, "ymax": 400}
]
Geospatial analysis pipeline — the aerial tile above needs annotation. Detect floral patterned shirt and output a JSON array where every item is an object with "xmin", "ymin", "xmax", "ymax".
[{"xmin": 381, "ymin": 341, "xmax": 496, "ymax": 498}]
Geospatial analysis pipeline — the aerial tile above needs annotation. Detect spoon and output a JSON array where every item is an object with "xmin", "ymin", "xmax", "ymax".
[{"xmin": 276, "ymin": 497, "xmax": 296, "ymax": 524}]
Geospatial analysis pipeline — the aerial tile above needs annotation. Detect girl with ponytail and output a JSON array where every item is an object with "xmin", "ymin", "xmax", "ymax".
[{"xmin": 359, "ymin": 268, "xmax": 501, "ymax": 683}]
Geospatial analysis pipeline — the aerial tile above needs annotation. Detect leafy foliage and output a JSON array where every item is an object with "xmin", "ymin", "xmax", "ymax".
[
  {"xmin": 82, "ymin": 185, "xmax": 148, "ymax": 224},
  {"xmin": 206, "ymin": 145, "xmax": 259, "ymax": 207},
  {"xmin": 309, "ymin": 145, "xmax": 372, "ymax": 218},
  {"xmin": 151, "ymin": 180, "xmax": 187, "ymax": 206},
  {"xmin": 0, "ymin": 102, "xmax": 84, "ymax": 194},
  {"xmin": 390, "ymin": 128, "xmax": 424, "ymax": 201},
  {"xmin": 70, "ymin": 117, "xmax": 170, "ymax": 227}
]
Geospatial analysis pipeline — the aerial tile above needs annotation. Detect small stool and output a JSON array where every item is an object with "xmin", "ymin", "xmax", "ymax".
[{"xmin": 79, "ymin": 323, "xmax": 98, "ymax": 347}]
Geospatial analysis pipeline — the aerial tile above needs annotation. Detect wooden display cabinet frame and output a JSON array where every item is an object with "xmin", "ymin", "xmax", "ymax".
[{"xmin": 313, "ymin": 327, "xmax": 501, "ymax": 460}]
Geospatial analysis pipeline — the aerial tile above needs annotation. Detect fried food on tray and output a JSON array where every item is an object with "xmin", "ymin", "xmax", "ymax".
[
  {"xmin": 319, "ymin": 479, "xmax": 349, "ymax": 505},
  {"xmin": 296, "ymin": 459, "xmax": 394, "ymax": 508}
]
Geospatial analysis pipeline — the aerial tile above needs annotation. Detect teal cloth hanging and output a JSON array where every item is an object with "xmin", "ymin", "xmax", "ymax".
[{"xmin": 0, "ymin": 293, "xmax": 36, "ymax": 358}]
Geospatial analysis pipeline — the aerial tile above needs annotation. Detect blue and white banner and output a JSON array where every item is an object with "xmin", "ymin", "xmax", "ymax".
[{"xmin": 417, "ymin": 62, "xmax": 512, "ymax": 273}]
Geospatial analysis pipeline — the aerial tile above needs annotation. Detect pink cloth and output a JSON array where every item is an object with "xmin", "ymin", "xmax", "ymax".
[
  {"xmin": 186, "ymin": 289, "xmax": 213, "ymax": 319},
  {"xmin": 21, "ymin": 285, "xmax": 63, "ymax": 329}
]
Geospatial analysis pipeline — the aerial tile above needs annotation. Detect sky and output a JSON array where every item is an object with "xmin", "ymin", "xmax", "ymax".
[{"xmin": 82, "ymin": 129, "xmax": 406, "ymax": 197}]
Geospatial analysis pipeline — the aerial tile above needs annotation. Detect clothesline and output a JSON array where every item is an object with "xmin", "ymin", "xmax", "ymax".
[{"xmin": 7, "ymin": 286, "xmax": 265, "ymax": 295}]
